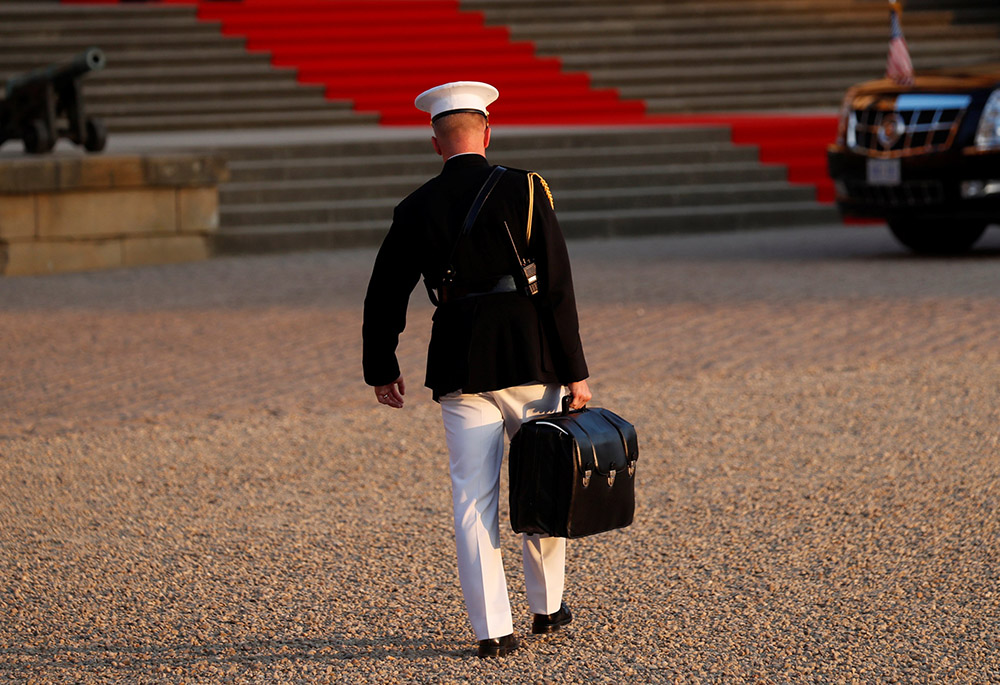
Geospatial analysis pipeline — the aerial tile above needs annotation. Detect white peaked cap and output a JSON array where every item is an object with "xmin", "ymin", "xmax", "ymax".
[{"xmin": 414, "ymin": 81, "xmax": 499, "ymax": 123}]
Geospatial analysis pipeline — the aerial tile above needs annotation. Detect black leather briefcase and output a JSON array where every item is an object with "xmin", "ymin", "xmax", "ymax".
[{"xmin": 509, "ymin": 400, "xmax": 638, "ymax": 539}]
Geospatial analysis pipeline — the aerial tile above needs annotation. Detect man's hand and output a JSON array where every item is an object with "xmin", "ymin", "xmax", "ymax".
[
  {"xmin": 567, "ymin": 379, "xmax": 592, "ymax": 410},
  {"xmin": 374, "ymin": 375, "xmax": 405, "ymax": 409}
]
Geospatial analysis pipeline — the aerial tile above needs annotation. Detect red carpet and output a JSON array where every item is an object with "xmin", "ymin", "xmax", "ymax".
[{"xmin": 62, "ymin": 0, "xmax": 839, "ymax": 203}]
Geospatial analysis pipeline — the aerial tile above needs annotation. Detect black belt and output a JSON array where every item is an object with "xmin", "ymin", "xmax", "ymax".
[{"xmin": 439, "ymin": 275, "xmax": 517, "ymax": 304}]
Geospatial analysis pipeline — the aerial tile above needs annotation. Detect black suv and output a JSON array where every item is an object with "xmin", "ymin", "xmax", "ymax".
[{"xmin": 827, "ymin": 64, "xmax": 1000, "ymax": 253}]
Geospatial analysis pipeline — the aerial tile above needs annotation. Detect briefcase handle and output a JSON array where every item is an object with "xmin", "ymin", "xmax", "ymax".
[{"xmin": 561, "ymin": 395, "xmax": 587, "ymax": 415}]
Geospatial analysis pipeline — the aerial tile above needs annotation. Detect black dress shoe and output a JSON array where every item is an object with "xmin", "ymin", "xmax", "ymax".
[
  {"xmin": 531, "ymin": 602, "xmax": 572, "ymax": 634},
  {"xmin": 477, "ymin": 633, "xmax": 519, "ymax": 658}
]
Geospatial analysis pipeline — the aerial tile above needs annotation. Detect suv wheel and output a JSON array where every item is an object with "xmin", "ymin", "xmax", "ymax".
[{"xmin": 888, "ymin": 220, "xmax": 986, "ymax": 255}]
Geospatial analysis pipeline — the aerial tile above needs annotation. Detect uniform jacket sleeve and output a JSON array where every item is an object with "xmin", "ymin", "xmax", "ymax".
[
  {"xmin": 531, "ymin": 175, "xmax": 589, "ymax": 383},
  {"xmin": 362, "ymin": 203, "xmax": 423, "ymax": 387}
]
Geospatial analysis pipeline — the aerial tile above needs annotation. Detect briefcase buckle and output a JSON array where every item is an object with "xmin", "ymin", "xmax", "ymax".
[
  {"xmin": 607, "ymin": 469, "xmax": 616, "ymax": 487},
  {"xmin": 628, "ymin": 461, "xmax": 636, "ymax": 478},
  {"xmin": 582, "ymin": 469, "xmax": 592, "ymax": 488}
]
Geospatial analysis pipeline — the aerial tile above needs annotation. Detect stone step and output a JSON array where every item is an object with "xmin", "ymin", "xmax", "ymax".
[
  {"xmin": 0, "ymin": 33, "xmax": 249, "ymax": 52},
  {"xmin": 579, "ymin": 57, "xmax": 932, "ymax": 87},
  {"xmin": 471, "ymin": 0, "xmax": 875, "ymax": 9},
  {"xmin": 497, "ymin": 12, "xmax": 954, "ymax": 43},
  {"xmin": 470, "ymin": 1, "xmax": 886, "ymax": 22},
  {"xmin": 220, "ymin": 181, "xmax": 817, "ymax": 227},
  {"xmin": 479, "ymin": 7, "xmax": 951, "ymax": 29},
  {"xmin": 89, "ymin": 95, "xmax": 338, "ymax": 120},
  {"xmin": 0, "ymin": 63, "xmax": 299, "ymax": 86},
  {"xmin": 225, "ymin": 144, "xmax": 767, "ymax": 184},
  {"xmin": 560, "ymin": 181, "xmax": 817, "ymax": 210},
  {"xmin": 223, "ymin": 156, "xmax": 788, "ymax": 195},
  {"xmin": 617, "ymin": 75, "xmax": 884, "ymax": 100},
  {"xmin": 85, "ymin": 80, "xmax": 328, "ymax": 103},
  {"xmin": 1, "ymin": 21, "xmax": 223, "ymax": 38},
  {"xmin": 226, "ymin": 157, "xmax": 789, "ymax": 190},
  {"xmin": 509, "ymin": 162, "xmax": 791, "ymax": 189},
  {"xmin": 213, "ymin": 123, "xmax": 729, "ymax": 152},
  {"xmin": 0, "ymin": 16, "xmax": 223, "ymax": 34},
  {"xmin": 463, "ymin": 0, "xmax": 878, "ymax": 10},
  {"xmin": 220, "ymin": 168, "xmax": 802, "ymax": 205},
  {"xmin": 0, "ymin": 48, "xmax": 274, "ymax": 70},
  {"xmin": 553, "ymin": 38, "xmax": 1000, "ymax": 69},
  {"xmin": 213, "ymin": 200, "xmax": 838, "ymax": 254},
  {"xmin": 557, "ymin": 201, "xmax": 839, "ymax": 238},
  {"xmin": 0, "ymin": 2, "xmax": 193, "ymax": 18},
  {"xmin": 101, "ymin": 109, "xmax": 377, "ymax": 133},
  {"xmin": 94, "ymin": 64, "xmax": 299, "ymax": 85},
  {"xmin": 217, "ymin": 126, "xmax": 735, "ymax": 161},
  {"xmin": 644, "ymin": 90, "xmax": 854, "ymax": 113},
  {"xmin": 217, "ymin": 125, "xmax": 732, "ymax": 155},
  {"xmin": 526, "ymin": 23, "xmax": 995, "ymax": 51},
  {"xmin": 508, "ymin": 17, "xmax": 992, "ymax": 41}
]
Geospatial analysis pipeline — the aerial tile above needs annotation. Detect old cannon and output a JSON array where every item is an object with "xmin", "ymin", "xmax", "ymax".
[{"xmin": 0, "ymin": 47, "xmax": 108, "ymax": 154}]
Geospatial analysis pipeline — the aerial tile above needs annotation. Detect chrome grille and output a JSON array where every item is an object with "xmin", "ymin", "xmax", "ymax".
[
  {"xmin": 843, "ymin": 179, "xmax": 945, "ymax": 207},
  {"xmin": 847, "ymin": 93, "xmax": 971, "ymax": 159}
]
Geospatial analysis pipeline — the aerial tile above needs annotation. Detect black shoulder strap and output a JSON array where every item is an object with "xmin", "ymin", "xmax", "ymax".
[
  {"xmin": 424, "ymin": 165, "xmax": 507, "ymax": 306},
  {"xmin": 451, "ymin": 165, "xmax": 507, "ymax": 260}
]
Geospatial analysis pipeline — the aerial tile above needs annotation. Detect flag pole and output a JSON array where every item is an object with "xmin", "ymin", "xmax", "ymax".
[{"xmin": 887, "ymin": 0, "xmax": 916, "ymax": 85}]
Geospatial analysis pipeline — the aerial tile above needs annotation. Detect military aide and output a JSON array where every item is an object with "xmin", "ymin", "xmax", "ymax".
[{"xmin": 362, "ymin": 81, "xmax": 591, "ymax": 659}]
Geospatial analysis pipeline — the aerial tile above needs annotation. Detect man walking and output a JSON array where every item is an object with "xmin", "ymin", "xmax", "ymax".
[{"xmin": 362, "ymin": 82, "xmax": 591, "ymax": 658}]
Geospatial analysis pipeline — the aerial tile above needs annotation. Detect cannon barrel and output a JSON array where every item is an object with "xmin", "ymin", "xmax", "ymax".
[{"xmin": 5, "ymin": 48, "xmax": 106, "ymax": 96}]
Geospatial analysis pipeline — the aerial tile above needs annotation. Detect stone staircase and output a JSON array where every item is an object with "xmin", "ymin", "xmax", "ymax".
[
  {"xmin": 211, "ymin": 126, "xmax": 834, "ymax": 254},
  {"xmin": 463, "ymin": 0, "xmax": 1000, "ymax": 113}
]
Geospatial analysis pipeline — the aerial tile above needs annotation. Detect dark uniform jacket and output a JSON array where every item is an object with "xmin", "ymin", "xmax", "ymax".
[{"xmin": 362, "ymin": 153, "xmax": 588, "ymax": 400}]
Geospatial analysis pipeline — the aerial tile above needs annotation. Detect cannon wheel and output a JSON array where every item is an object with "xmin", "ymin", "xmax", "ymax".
[
  {"xmin": 83, "ymin": 117, "xmax": 107, "ymax": 153},
  {"xmin": 23, "ymin": 119, "xmax": 55, "ymax": 154}
]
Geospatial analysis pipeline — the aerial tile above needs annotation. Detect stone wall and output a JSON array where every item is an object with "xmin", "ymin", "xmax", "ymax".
[{"xmin": 0, "ymin": 153, "xmax": 228, "ymax": 277}]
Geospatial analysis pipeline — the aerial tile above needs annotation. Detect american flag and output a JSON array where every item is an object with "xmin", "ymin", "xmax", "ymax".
[{"xmin": 887, "ymin": 1, "xmax": 915, "ymax": 86}]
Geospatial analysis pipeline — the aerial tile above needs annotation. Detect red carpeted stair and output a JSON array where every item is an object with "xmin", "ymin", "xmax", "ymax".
[{"xmin": 164, "ymin": 0, "xmax": 650, "ymax": 125}]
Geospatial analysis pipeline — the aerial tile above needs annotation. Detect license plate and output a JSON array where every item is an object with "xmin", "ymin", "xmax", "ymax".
[{"xmin": 866, "ymin": 158, "xmax": 901, "ymax": 186}]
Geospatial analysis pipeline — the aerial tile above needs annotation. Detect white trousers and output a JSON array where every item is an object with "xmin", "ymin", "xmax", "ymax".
[{"xmin": 440, "ymin": 382, "xmax": 567, "ymax": 640}]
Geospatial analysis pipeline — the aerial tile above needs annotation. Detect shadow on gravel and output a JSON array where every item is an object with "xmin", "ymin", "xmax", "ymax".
[{"xmin": 0, "ymin": 636, "xmax": 467, "ymax": 674}]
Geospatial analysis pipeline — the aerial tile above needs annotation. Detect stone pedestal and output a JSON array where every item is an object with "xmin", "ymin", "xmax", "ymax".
[{"xmin": 0, "ymin": 153, "xmax": 228, "ymax": 276}]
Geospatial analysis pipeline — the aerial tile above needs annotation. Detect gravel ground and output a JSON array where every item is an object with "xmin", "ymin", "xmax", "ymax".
[{"xmin": 2, "ymin": 225, "xmax": 999, "ymax": 683}]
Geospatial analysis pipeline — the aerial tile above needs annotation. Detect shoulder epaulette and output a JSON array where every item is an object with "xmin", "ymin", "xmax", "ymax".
[
  {"xmin": 501, "ymin": 167, "xmax": 554, "ymax": 244},
  {"xmin": 528, "ymin": 172, "xmax": 555, "ymax": 210},
  {"xmin": 524, "ymin": 171, "xmax": 554, "ymax": 244}
]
